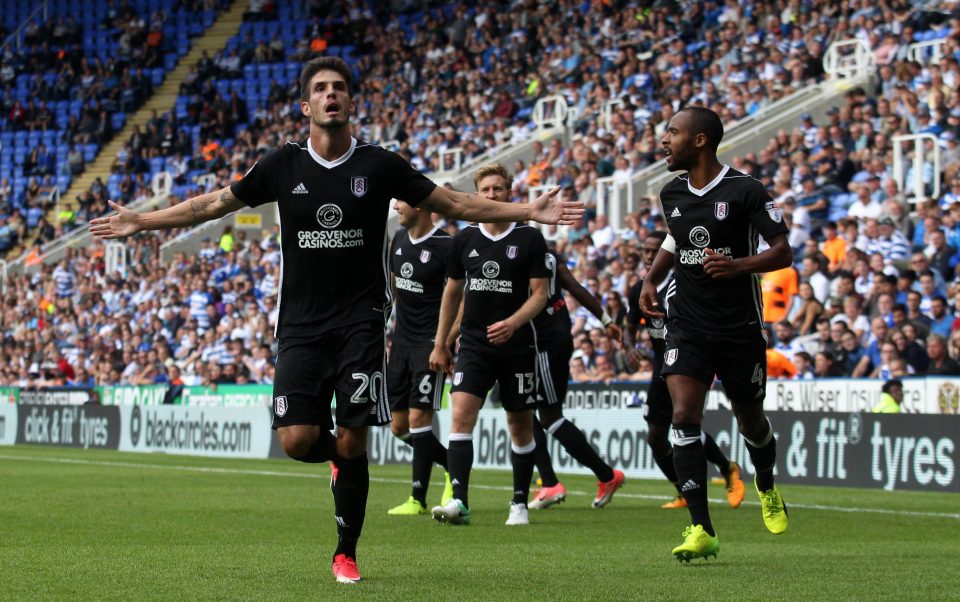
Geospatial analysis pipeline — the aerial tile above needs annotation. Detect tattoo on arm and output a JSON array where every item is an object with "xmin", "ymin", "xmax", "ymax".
[{"xmin": 188, "ymin": 197, "xmax": 211, "ymax": 223}]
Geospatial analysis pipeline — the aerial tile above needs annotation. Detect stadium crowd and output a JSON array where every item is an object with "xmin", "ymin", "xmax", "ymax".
[{"xmin": 1, "ymin": 0, "xmax": 959, "ymax": 387}]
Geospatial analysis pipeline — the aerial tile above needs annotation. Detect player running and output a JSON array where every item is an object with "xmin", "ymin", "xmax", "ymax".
[
  {"xmin": 429, "ymin": 163, "xmax": 549, "ymax": 527},
  {"xmin": 625, "ymin": 231, "xmax": 744, "ymax": 510},
  {"xmin": 90, "ymin": 57, "xmax": 582, "ymax": 584},
  {"xmin": 640, "ymin": 107, "xmax": 791, "ymax": 562},
  {"xmin": 527, "ymin": 248, "xmax": 625, "ymax": 510},
  {"xmin": 385, "ymin": 198, "xmax": 455, "ymax": 516}
]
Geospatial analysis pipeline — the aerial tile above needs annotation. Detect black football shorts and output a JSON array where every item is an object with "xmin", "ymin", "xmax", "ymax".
[
  {"xmin": 271, "ymin": 321, "xmax": 391, "ymax": 429},
  {"xmin": 451, "ymin": 346, "xmax": 537, "ymax": 412},
  {"xmin": 660, "ymin": 325, "xmax": 767, "ymax": 405},
  {"xmin": 387, "ymin": 344, "xmax": 445, "ymax": 412},
  {"xmin": 534, "ymin": 337, "xmax": 573, "ymax": 408}
]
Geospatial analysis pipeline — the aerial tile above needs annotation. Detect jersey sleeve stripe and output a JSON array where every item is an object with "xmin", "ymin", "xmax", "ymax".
[{"xmin": 748, "ymin": 224, "xmax": 765, "ymax": 327}]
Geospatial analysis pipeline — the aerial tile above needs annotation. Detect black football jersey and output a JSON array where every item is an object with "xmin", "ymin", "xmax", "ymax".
[
  {"xmin": 390, "ymin": 226, "xmax": 452, "ymax": 347},
  {"xmin": 230, "ymin": 138, "xmax": 436, "ymax": 339},
  {"xmin": 627, "ymin": 272, "xmax": 672, "ymax": 375},
  {"xmin": 532, "ymin": 250, "xmax": 573, "ymax": 346},
  {"xmin": 659, "ymin": 165, "xmax": 788, "ymax": 334},
  {"xmin": 448, "ymin": 223, "xmax": 550, "ymax": 354}
]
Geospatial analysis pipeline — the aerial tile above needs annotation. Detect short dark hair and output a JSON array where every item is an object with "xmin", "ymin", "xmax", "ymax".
[
  {"xmin": 882, "ymin": 379, "xmax": 903, "ymax": 394},
  {"xmin": 679, "ymin": 106, "xmax": 724, "ymax": 151},
  {"xmin": 648, "ymin": 230, "xmax": 668, "ymax": 243},
  {"xmin": 300, "ymin": 56, "xmax": 353, "ymax": 100}
]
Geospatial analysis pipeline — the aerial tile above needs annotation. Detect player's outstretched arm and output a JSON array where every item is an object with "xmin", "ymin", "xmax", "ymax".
[
  {"xmin": 430, "ymin": 278, "xmax": 464, "ymax": 374},
  {"xmin": 703, "ymin": 233, "xmax": 793, "ymax": 279},
  {"xmin": 420, "ymin": 187, "xmax": 584, "ymax": 226},
  {"xmin": 487, "ymin": 278, "xmax": 548, "ymax": 345},
  {"xmin": 89, "ymin": 187, "xmax": 246, "ymax": 239},
  {"xmin": 557, "ymin": 262, "xmax": 622, "ymax": 342},
  {"xmin": 639, "ymin": 236, "xmax": 675, "ymax": 318}
]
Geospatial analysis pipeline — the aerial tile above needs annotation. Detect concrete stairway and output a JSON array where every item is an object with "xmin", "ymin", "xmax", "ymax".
[{"xmin": 35, "ymin": 0, "xmax": 246, "ymax": 250}]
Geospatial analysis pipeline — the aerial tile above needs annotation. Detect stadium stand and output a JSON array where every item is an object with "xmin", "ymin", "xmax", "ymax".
[
  {"xmin": 0, "ymin": 0, "xmax": 226, "ymax": 254},
  {"xmin": 0, "ymin": 0, "xmax": 958, "ymax": 387}
]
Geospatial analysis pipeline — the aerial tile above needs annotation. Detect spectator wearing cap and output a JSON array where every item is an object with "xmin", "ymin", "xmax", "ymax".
[{"xmin": 867, "ymin": 217, "xmax": 911, "ymax": 266}]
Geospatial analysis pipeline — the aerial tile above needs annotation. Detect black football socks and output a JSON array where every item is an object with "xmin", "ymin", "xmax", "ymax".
[
  {"xmin": 532, "ymin": 418, "xmax": 560, "ymax": 487},
  {"xmin": 672, "ymin": 423, "xmax": 714, "ymax": 536},
  {"xmin": 550, "ymin": 417, "xmax": 615, "ymax": 483},
  {"xmin": 744, "ymin": 418, "xmax": 777, "ymax": 492},
  {"xmin": 409, "ymin": 426, "xmax": 436, "ymax": 505},
  {"xmin": 447, "ymin": 433, "xmax": 474, "ymax": 507},
  {"xmin": 510, "ymin": 440, "xmax": 536, "ymax": 504},
  {"xmin": 702, "ymin": 431, "xmax": 732, "ymax": 477},
  {"xmin": 653, "ymin": 447, "xmax": 682, "ymax": 493},
  {"xmin": 332, "ymin": 453, "xmax": 369, "ymax": 560}
]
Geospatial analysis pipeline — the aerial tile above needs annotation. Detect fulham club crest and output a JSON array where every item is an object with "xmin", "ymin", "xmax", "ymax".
[
  {"xmin": 714, "ymin": 201, "xmax": 728, "ymax": 221},
  {"xmin": 507, "ymin": 245, "xmax": 518, "ymax": 259},
  {"xmin": 420, "ymin": 250, "xmax": 431, "ymax": 263},
  {"xmin": 275, "ymin": 396, "xmax": 288, "ymax": 417},
  {"xmin": 351, "ymin": 176, "xmax": 367, "ymax": 197},
  {"xmin": 665, "ymin": 349, "xmax": 678, "ymax": 366}
]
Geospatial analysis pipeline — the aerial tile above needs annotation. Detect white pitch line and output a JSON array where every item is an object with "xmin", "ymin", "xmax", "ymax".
[{"xmin": 2, "ymin": 453, "xmax": 958, "ymax": 520}]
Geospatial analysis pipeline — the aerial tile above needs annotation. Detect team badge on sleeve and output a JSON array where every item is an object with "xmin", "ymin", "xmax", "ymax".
[
  {"xmin": 453, "ymin": 372, "xmax": 464, "ymax": 385},
  {"xmin": 351, "ymin": 176, "xmax": 367, "ymax": 197},
  {"xmin": 275, "ymin": 396, "xmax": 288, "ymax": 417},
  {"xmin": 765, "ymin": 201, "xmax": 783, "ymax": 223},
  {"xmin": 714, "ymin": 202, "xmax": 728, "ymax": 221}
]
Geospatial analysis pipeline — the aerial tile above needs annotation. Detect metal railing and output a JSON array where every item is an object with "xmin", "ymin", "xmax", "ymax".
[
  {"xmin": 906, "ymin": 38, "xmax": 947, "ymax": 65},
  {"xmin": 595, "ymin": 176, "xmax": 635, "ymax": 228},
  {"xmin": 6, "ymin": 170, "xmax": 218, "ymax": 274},
  {"xmin": 823, "ymin": 38, "xmax": 875, "ymax": 80},
  {"xmin": 892, "ymin": 133, "xmax": 941, "ymax": 204},
  {"xmin": 432, "ymin": 95, "xmax": 573, "ymax": 181},
  {"xmin": 1, "ymin": 2, "xmax": 48, "ymax": 50},
  {"xmin": 601, "ymin": 99, "xmax": 623, "ymax": 133},
  {"xmin": 104, "ymin": 241, "xmax": 126, "ymax": 278}
]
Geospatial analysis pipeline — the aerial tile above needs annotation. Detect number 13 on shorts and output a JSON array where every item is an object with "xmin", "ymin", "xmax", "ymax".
[{"xmin": 516, "ymin": 372, "xmax": 534, "ymax": 394}]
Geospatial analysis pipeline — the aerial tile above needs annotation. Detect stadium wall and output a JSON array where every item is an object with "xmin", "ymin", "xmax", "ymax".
[{"xmin": 1, "ymin": 385, "xmax": 957, "ymax": 493}]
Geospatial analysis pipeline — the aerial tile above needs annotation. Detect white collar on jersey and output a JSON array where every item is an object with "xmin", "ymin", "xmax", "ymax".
[
  {"xmin": 306, "ymin": 136, "xmax": 357, "ymax": 168},
  {"xmin": 479, "ymin": 222, "xmax": 516, "ymax": 241},
  {"xmin": 408, "ymin": 225, "xmax": 441, "ymax": 245},
  {"xmin": 686, "ymin": 164, "xmax": 730, "ymax": 197}
]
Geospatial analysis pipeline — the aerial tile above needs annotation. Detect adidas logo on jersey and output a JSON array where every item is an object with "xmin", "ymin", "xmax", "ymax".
[
  {"xmin": 670, "ymin": 207, "xmax": 681, "ymax": 218},
  {"xmin": 395, "ymin": 248, "xmax": 402, "ymax": 255},
  {"xmin": 292, "ymin": 182, "xmax": 309, "ymax": 194},
  {"xmin": 468, "ymin": 249, "xmax": 479, "ymax": 258},
  {"xmin": 680, "ymin": 479, "xmax": 699, "ymax": 492}
]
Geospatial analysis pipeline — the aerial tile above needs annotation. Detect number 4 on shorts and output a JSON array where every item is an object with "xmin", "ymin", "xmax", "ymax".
[{"xmin": 751, "ymin": 363, "xmax": 764, "ymax": 384}]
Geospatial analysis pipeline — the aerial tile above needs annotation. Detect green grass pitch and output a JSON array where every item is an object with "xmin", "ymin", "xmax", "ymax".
[{"xmin": 1, "ymin": 446, "xmax": 958, "ymax": 600}]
